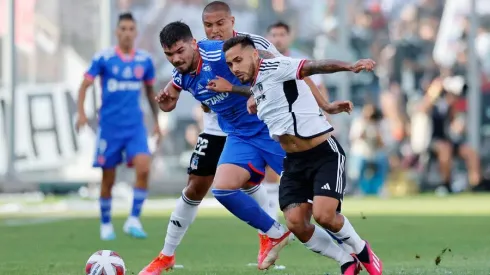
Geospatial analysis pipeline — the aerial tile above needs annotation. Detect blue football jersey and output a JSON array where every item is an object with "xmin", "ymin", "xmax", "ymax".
[
  {"xmin": 172, "ymin": 40, "xmax": 267, "ymax": 137},
  {"xmin": 85, "ymin": 47, "xmax": 155, "ymax": 132}
]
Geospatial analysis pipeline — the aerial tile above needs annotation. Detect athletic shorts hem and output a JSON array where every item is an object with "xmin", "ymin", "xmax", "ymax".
[{"xmin": 187, "ymin": 133, "xmax": 226, "ymax": 176}]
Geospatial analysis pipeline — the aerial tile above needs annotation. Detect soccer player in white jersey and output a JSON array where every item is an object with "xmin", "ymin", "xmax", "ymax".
[
  {"xmin": 200, "ymin": 1, "xmax": 335, "ymax": 241},
  {"xmin": 209, "ymin": 36, "xmax": 383, "ymax": 275}
]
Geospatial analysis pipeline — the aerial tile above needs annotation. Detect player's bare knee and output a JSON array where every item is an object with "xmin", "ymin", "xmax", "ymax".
[
  {"xmin": 312, "ymin": 197, "xmax": 340, "ymax": 231},
  {"xmin": 313, "ymin": 210, "xmax": 337, "ymax": 230},
  {"xmin": 134, "ymin": 157, "xmax": 151, "ymax": 177}
]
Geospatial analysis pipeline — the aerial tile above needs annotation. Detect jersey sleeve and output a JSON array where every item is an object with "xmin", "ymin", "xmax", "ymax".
[
  {"xmin": 247, "ymin": 34, "xmax": 281, "ymax": 57},
  {"xmin": 84, "ymin": 53, "xmax": 104, "ymax": 81},
  {"xmin": 274, "ymin": 57, "xmax": 307, "ymax": 82},
  {"xmin": 143, "ymin": 57, "xmax": 156, "ymax": 85},
  {"xmin": 171, "ymin": 68, "xmax": 184, "ymax": 91}
]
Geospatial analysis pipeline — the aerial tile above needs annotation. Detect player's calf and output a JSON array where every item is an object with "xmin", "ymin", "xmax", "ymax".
[
  {"xmin": 124, "ymin": 154, "xmax": 151, "ymax": 239},
  {"xmin": 313, "ymin": 197, "xmax": 382, "ymax": 275},
  {"xmin": 161, "ymin": 175, "xmax": 213, "ymax": 257},
  {"xmin": 100, "ymin": 168, "xmax": 117, "ymax": 241}
]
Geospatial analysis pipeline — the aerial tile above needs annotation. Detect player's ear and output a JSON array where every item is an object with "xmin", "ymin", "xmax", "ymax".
[
  {"xmin": 230, "ymin": 16, "xmax": 235, "ymax": 27},
  {"xmin": 253, "ymin": 49, "xmax": 259, "ymax": 59},
  {"xmin": 191, "ymin": 38, "xmax": 197, "ymax": 50}
]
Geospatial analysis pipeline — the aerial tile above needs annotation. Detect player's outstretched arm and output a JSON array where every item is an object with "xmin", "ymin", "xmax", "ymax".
[
  {"xmin": 298, "ymin": 59, "xmax": 376, "ymax": 79},
  {"xmin": 156, "ymin": 81, "xmax": 180, "ymax": 112}
]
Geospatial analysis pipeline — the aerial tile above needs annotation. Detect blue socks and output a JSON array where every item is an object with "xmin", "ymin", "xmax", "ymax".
[
  {"xmin": 100, "ymin": 197, "xmax": 112, "ymax": 224},
  {"xmin": 212, "ymin": 188, "xmax": 275, "ymax": 233},
  {"xmin": 131, "ymin": 188, "xmax": 148, "ymax": 218},
  {"xmin": 99, "ymin": 188, "xmax": 147, "ymax": 225}
]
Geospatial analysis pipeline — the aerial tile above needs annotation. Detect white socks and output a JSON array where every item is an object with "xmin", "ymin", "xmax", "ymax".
[
  {"xmin": 262, "ymin": 181, "xmax": 279, "ymax": 221},
  {"xmin": 303, "ymin": 225, "xmax": 354, "ymax": 265},
  {"xmin": 161, "ymin": 194, "xmax": 200, "ymax": 256},
  {"xmin": 329, "ymin": 215, "xmax": 366, "ymax": 254},
  {"xmin": 265, "ymin": 221, "xmax": 286, "ymax": 239}
]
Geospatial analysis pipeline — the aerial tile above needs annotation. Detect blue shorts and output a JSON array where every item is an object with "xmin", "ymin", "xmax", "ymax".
[
  {"xmin": 93, "ymin": 124, "xmax": 150, "ymax": 169},
  {"xmin": 218, "ymin": 130, "xmax": 285, "ymax": 184}
]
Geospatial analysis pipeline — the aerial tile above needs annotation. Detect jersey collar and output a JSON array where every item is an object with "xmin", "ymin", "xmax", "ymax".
[
  {"xmin": 115, "ymin": 46, "xmax": 135, "ymax": 62},
  {"xmin": 251, "ymin": 59, "xmax": 263, "ymax": 86},
  {"xmin": 190, "ymin": 49, "xmax": 203, "ymax": 76}
]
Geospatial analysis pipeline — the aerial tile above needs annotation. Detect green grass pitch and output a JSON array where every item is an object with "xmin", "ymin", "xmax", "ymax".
[{"xmin": 1, "ymin": 194, "xmax": 490, "ymax": 275}]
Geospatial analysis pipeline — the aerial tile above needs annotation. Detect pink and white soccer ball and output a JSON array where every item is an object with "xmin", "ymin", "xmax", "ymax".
[{"xmin": 85, "ymin": 250, "xmax": 126, "ymax": 275}]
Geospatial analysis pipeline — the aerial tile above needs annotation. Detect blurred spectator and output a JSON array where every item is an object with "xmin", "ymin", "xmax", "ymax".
[
  {"xmin": 266, "ymin": 21, "xmax": 328, "ymax": 96},
  {"xmin": 417, "ymin": 77, "xmax": 481, "ymax": 193},
  {"xmin": 348, "ymin": 103, "xmax": 389, "ymax": 195}
]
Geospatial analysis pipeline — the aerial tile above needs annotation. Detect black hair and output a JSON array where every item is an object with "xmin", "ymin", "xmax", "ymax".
[
  {"xmin": 223, "ymin": 35, "xmax": 256, "ymax": 53},
  {"xmin": 203, "ymin": 1, "xmax": 231, "ymax": 14},
  {"xmin": 118, "ymin": 12, "xmax": 135, "ymax": 24},
  {"xmin": 159, "ymin": 21, "xmax": 194, "ymax": 48},
  {"xmin": 267, "ymin": 21, "xmax": 290, "ymax": 33}
]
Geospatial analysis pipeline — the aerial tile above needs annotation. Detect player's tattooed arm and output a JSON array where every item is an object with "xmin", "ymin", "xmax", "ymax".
[
  {"xmin": 257, "ymin": 50, "xmax": 276, "ymax": 59},
  {"xmin": 207, "ymin": 76, "xmax": 252, "ymax": 97},
  {"xmin": 231, "ymin": 85, "xmax": 253, "ymax": 97},
  {"xmin": 298, "ymin": 59, "xmax": 376, "ymax": 78}
]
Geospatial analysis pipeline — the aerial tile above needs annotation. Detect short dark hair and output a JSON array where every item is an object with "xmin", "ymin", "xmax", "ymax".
[
  {"xmin": 203, "ymin": 1, "xmax": 231, "ymax": 14},
  {"xmin": 159, "ymin": 21, "xmax": 194, "ymax": 48},
  {"xmin": 118, "ymin": 12, "xmax": 135, "ymax": 24},
  {"xmin": 223, "ymin": 36, "xmax": 256, "ymax": 53},
  {"xmin": 267, "ymin": 21, "xmax": 290, "ymax": 33}
]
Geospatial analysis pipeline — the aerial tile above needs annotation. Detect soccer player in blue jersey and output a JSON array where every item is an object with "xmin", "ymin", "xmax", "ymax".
[
  {"xmin": 138, "ymin": 22, "xmax": 290, "ymax": 274},
  {"xmin": 76, "ymin": 13, "xmax": 161, "ymax": 241}
]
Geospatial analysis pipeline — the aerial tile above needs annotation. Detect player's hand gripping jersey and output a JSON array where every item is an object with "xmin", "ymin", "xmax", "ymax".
[{"xmin": 85, "ymin": 47, "xmax": 155, "ymax": 167}]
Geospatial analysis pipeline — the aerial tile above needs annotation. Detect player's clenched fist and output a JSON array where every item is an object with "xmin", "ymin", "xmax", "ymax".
[{"xmin": 350, "ymin": 59, "xmax": 376, "ymax": 73}]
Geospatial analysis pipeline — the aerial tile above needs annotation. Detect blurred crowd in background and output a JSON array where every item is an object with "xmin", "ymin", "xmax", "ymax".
[{"xmin": 1, "ymin": 0, "xmax": 490, "ymax": 196}]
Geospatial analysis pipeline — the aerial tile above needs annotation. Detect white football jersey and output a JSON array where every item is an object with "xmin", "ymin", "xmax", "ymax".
[
  {"xmin": 199, "ymin": 31, "xmax": 279, "ymax": 137},
  {"xmin": 251, "ymin": 56, "xmax": 333, "ymax": 141},
  {"xmin": 234, "ymin": 31, "xmax": 281, "ymax": 57},
  {"xmin": 202, "ymin": 111, "xmax": 227, "ymax": 136}
]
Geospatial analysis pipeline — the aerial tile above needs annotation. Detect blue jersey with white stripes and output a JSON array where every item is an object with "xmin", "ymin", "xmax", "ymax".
[{"xmin": 172, "ymin": 40, "xmax": 267, "ymax": 137}]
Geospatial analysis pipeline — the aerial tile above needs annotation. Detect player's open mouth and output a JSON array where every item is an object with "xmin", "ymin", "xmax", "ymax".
[{"xmin": 212, "ymin": 36, "xmax": 222, "ymax": 40}]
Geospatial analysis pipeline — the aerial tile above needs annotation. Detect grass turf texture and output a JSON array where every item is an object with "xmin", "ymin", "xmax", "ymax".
[{"xmin": 1, "ymin": 195, "xmax": 490, "ymax": 275}]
